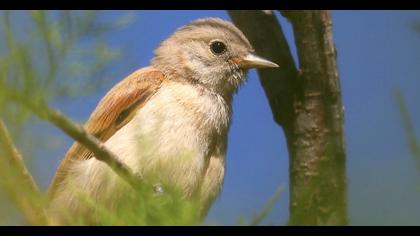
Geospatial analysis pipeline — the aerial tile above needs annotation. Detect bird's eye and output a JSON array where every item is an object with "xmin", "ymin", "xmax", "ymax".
[{"xmin": 210, "ymin": 41, "xmax": 227, "ymax": 55}]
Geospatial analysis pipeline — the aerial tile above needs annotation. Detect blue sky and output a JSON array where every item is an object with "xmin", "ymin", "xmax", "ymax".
[{"xmin": 23, "ymin": 10, "xmax": 420, "ymax": 225}]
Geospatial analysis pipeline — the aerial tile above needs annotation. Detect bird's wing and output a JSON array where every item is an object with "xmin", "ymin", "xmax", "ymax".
[{"xmin": 48, "ymin": 66, "xmax": 165, "ymax": 199}]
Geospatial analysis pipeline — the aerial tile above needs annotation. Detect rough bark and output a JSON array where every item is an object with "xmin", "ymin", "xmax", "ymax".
[{"xmin": 229, "ymin": 10, "xmax": 347, "ymax": 225}]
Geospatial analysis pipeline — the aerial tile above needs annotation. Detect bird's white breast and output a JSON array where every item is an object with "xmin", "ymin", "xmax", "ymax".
[{"xmin": 67, "ymin": 81, "xmax": 231, "ymax": 209}]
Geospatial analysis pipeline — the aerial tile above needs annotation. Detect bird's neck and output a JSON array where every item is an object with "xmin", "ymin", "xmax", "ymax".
[
  {"xmin": 160, "ymin": 79, "xmax": 233, "ymax": 139},
  {"xmin": 153, "ymin": 64, "xmax": 235, "ymax": 104},
  {"xmin": 152, "ymin": 54, "xmax": 245, "ymax": 99}
]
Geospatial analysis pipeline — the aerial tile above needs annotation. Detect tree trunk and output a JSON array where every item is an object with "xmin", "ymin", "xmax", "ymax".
[{"xmin": 228, "ymin": 10, "xmax": 347, "ymax": 225}]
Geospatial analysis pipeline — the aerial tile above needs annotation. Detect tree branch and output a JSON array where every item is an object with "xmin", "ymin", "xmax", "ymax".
[
  {"xmin": 228, "ymin": 10, "xmax": 347, "ymax": 225},
  {"xmin": 281, "ymin": 11, "xmax": 347, "ymax": 225},
  {"xmin": 228, "ymin": 10, "xmax": 299, "ymax": 132},
  {"xmin": 0, "ymin": 120, "xmax": 48, "ymax": 225}
]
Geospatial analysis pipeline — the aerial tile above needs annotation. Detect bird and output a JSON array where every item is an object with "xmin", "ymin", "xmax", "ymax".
[{"xmin": 47, "ymin": 17, "xmax": 278, "ymax": 225}]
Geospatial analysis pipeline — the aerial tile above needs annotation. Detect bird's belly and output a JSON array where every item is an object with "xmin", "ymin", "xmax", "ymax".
[
  {"xmin": 54, "ymin": 85, "xmax": 230, "ymax": 222},
  {"xmin": 77, "ymin": 93, "xmax": 221, "ymax": 202},
  {"xmin": 108, "ymin": 104, "xmax": 209, "ymax": 196}
]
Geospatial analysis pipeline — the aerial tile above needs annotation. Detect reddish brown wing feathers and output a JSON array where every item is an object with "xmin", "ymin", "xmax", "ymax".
[
  {"xmin": 85, "ymin": 67, "xmax": 164, "ymax": 144},
  {"xmin": 48, "ymin": 67, "xmax": 165, "ymax": 198}
]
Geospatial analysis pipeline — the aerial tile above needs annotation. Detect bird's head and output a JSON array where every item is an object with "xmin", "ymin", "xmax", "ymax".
[{"xmin": 151, "ymin": 17, "xmax": 278, "ymax": 96}]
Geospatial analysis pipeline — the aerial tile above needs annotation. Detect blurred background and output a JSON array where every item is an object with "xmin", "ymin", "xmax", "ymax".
[{"xmin": 1, "ymin": 10, "xmax": 420, "ymax": 225}]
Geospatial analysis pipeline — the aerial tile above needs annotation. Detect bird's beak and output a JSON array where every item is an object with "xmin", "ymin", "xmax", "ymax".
[{"xmin": 240, "ymin": 53, "xmax": 279, "ymax": 69}]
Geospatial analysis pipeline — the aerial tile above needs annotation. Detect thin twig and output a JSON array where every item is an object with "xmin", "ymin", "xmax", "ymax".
[
  {"xmin": 0, "ymin": 120, "xmax": 48, "ymax": 225},
  {"xmin": 394, "ymin": 89, "xmax": 420, "ymax": 164},
  {"xmin": 5, "ymin": 89, "xmax": 145, "ymax": 191},
  {"xmin": 249, "ymin": 186, "xmax": 283, "ymax": 226}
]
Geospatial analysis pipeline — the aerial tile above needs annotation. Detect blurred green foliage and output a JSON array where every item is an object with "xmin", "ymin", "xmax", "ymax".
[
  {"xmin": 0, "ymin": 10, "xmax": 133, "ymax": 128},
  {"xmin": 0, "ymin": 10, "xmax": 135, "ymax": 225}
]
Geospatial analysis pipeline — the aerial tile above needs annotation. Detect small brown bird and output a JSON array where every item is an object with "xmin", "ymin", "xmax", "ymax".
[{"xmin": 47, "ymin": 17, "xmax": 278, "ymax": 225}]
